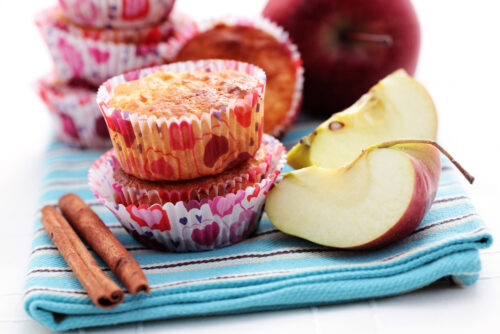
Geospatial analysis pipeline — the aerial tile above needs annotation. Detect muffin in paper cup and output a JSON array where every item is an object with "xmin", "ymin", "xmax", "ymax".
[
  {"xmin": 173, "ymin": 16, "xmax": 304, "ymax": 137},
  {"xmin": 89, "ymin": 134, "xmax": 286, "ymax": 252},
  {"xmin": 58, "ymin": 0, "xmax": 176, "ymax": 29},
  {"xmin": 96, "ymin": 59, "xmax": 266, "ymax": 181},
  {"xmin": 111, "ymin": 142, "xmax": 273, "ymax": 206},
  {"xmin": 35, "ymin": 7, "xmax": 195, "ymax": 87},
  {"xmin": 36, "ymin": 73, "xmax": 111, "ymax": 148}
]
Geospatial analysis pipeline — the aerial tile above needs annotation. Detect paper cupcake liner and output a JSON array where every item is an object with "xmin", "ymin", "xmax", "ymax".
[
  {"xmin": 111, "ymin": 138, "xmax": 273, "ymax": 206},
  {"xmin": 36, "ymin": 73, "xmax": 111, "ymax": 148},
  {"xmin": 35, "ymin": 8, "xmax": 195, "ymax": 86},
  {"xmin": 58, "ymin": 0, "xmax": 175, "ymax": 29},
  {"xmin": 51, "ymin": 7, "xmax": 175, "ymax": 44},
  {"xmin": 97, "ymin": 59, "xmax": 266, "ymax": 181},
  {"xmin": 89, "ymin": 134, "xmax": 286, "ymax": 252},
  {"xmin": 171, "ymin": 15, "xmax": 304, "ymax": 137}
]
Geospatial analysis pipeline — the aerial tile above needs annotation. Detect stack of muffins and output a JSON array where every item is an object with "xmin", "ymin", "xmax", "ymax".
[
  {"xmin": 35, "ymin": 1, "xmax": 304, "ymax": 148},
  {"xmin": 34, "ymin": 0, "xmax": 195, "ymax": 148},
  {"xmin": 89, "ymin": 59, "xmax": 286, "ymax": 252},
  {"xmin": 33, "ymin": 1, "xmax": 304, "ymax": 252}
]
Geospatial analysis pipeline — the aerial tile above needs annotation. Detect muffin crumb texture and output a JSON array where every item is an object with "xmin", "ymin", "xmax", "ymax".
[
  {"xmin": 175, "ymin": 24, "xmax": 298, "ymax": 134},
  {"xmin": 109, "ymin": 69, "xmax": 259, "ymax": 118}
]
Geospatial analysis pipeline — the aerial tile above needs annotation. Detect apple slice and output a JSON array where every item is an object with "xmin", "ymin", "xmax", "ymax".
[
  {"xmin": 287, "ymin": 70, "xmax": 438, "ymax": 169},
  {"xmin": 266, "ymin": 140, "xmax": 473, "ymax": 250}
]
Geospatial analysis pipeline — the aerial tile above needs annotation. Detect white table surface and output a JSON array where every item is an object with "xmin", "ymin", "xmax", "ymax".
[{"xmin": 1, "ymin": 0, "xmax": 499, "ymax": 333}]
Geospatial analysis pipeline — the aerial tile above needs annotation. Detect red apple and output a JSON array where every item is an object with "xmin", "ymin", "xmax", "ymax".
[{"xmin": 263, "ymin": 0, "xmax": 421, "ymax": 116}]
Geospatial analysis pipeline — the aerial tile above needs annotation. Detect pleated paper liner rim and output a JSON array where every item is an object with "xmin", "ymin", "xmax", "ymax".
[
  {"xmin": 97, "ymin": 59, "xmax": 266, "ymax": 126},
  {"xmin": 111, "ymin": 141, "xmax": 273, "ymax": 206},
  {"xmin": 40, "ymin": 6, "xmax": 175, "ymax": 44},
  {"xmin": 88, "ymin": 134, "xmax": 286, "ymax": 252},
  {"xmin": 58, "ymin": 0, "xmax": 176, "ymax": 29}
]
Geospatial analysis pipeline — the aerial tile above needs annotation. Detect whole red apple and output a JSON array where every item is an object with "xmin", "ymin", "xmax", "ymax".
[{"xmin": 263, "ymin": 0, "xmax": 421, "ymax": 116}]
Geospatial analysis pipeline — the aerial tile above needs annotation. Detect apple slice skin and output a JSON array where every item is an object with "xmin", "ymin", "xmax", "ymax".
[
  {"xmin": 267, "ymin": 143, "xmax": 441, "ymax": 250},
  {"xmin": 347, "ymin": 146, "xmax": 441, "ymax": 250}
]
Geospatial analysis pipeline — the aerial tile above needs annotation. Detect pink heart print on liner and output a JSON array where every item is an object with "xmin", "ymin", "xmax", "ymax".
[
  {"xmin": 60, "ymin": 113, "xmax": 80, "ymax": 139},
  {"xmin": 69, "ymin": 0, "xmax": 98, "ymax": 26},
  {"xmin": 203, "ymin": 135, "xmax": 230, "ymax": 169},
  {"xmin": 88, "ymin": 47, "xmax": 111, "ymax": 64},
  {"xmin": 230, "ymin": 210, "xmax": 257, "ymax": 244},
  {"xmin": 122, "ymin": 0, "xmax": 150, "ymax": 21},
  {"xmin": 150, "ymin": 158, "xmax": 174, "ymax": 178},
  {"xmin": 209, "ymin": 192, "xmax": 245, "ymax": 218},
  {"xmin": 57, "ymin": 38, "xmax": 83, "ymax": 77},
  {"xmin": 190, "ymin": 222, "xmax": 220, "ymax": 246},
  {"xmin": 234, "ymin": 91, "xmax": 259, "ymax": 127},
  {"xmin": 169, "ymin": 121, "xmax": 195, "ymax": 150},
  {"xmin": 58, "ymin": 0, "xmax": 176, "ymax": 29},
  {"xmin": 104, "ymin": 110, "xmax": 136, "ymax": 148},
  {"xmin": 126, "ymin": 204, "xmax": 171, "ymax": 232},
  {"xmin": 186, "ymin": 192, "xmax": 254, "ymax": 247}
]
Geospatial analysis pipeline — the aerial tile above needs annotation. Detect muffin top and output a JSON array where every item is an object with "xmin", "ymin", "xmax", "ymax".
[
  {"xmin": 108, "ymin": 69, "xmax": 259, "ymax": 118},
  {"xmin": 113, "ymin": 143, "xmax": 270, "ymax": 195},
  {"xmin": 175, "ymin": 24, "xmax": 297, "ymax": 134}
]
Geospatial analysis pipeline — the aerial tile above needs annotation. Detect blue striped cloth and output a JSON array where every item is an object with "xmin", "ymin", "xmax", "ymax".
[{"xmin": 24, "ymin": 123, "xmax": 492, "ymax": 331}]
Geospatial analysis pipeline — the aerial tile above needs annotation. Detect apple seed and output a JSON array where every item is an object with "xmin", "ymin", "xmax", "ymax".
[{"xmin": 328, "ymin": 121, "xmax": 344, "ymax": 131}]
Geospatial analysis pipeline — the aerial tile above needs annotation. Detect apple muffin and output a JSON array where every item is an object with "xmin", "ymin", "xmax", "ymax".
[
  {"xmin": 109, "ymin": 69, "xmax": 258, "ymax": 118},
  {"xmin": 36, "ymin": 7, "xmax": 195, "ymax": 86},
  {"xmin": 174, "ymin": 18, "xmax": 303, "ymax": 136},
  {"xmin": 98, "ymin": 59, "xmax": 266, "ymax": 181},
  {"xmin": 89, "ymin": 134, "xmax": 286, "ymax": 252},
  {"xmin": 111, "ymin": 141, "xmax": 272, "ymax": 206}
]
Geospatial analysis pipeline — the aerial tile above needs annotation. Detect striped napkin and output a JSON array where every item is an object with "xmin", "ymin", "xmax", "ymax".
[{"xmin": 24, "ymin": 123, "xmax": 492, "ymax": 331}]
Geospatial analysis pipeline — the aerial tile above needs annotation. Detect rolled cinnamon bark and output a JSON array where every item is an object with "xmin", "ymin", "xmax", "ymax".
[
  {"xmin": 59, "ymin": 193, "xmax": 150, "ymax": 295},
  {"xmin": 41, "ymin": 206, "xmax": 124, "ymax": 309}
]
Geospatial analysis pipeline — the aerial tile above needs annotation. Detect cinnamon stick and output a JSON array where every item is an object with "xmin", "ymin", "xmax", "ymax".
[
  {"xmin": 41, "ymin": 206, "xmax": 124, "ymax": 309},
  {"xmin": 58, "ymin": 193, "xmax": 150, "ymax": 295}
]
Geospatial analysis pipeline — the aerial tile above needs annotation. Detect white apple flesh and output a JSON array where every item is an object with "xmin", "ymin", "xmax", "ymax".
[
  {"xmin": 287, "ymin": 70, "xmax": 438, "ymax": 170},
  {"xmin": 266, "ymin": 141, "xmax": 446, "ymax": 250}
]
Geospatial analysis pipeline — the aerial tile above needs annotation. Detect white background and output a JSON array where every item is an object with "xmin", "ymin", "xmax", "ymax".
[{"xmin": 0, "ymin": 0, "xmax": 499, "ymax": 333}]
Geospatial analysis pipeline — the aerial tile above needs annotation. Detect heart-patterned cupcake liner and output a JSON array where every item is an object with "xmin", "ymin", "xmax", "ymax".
[
  {"xmin": 49, "ymin": 6, "xmax": 175, "ymax": 44},
  {"xmin": 111, "ymin": 140, "xmax": 273, "ymax": 206},
  {"xmin": 89, "ymin": 134, "xmax": 286, "ymax": 252},
  {"xmin": 35, "ymin": 7, "xmax": 195, "ymax": 86},
  {"xmin": 58, "ymin": 0, "xmax": 176, "ymax": 29},
  {"xmin": 171, "ymin": 15, "xmax": 304, "ymax": 137},
  {"xmin": 97, "ymin": 59, "xmax": 266, "ymax": 181},
  {"xmin": 36, "ymin": 73, "xmax": 111, "ymax": 148}
]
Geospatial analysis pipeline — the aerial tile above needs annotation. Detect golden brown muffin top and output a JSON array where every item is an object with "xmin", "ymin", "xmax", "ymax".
[
  {"xmin": 175, "ymin": 24, "xmax": 296, "ymax": 134},
  {"xmin": 113, "ymin": 144, "xmax": 269, "ymax": 195},
  {"xmin": 108, "ymin": 69, "xmax": 259, "ymax": 118}
]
